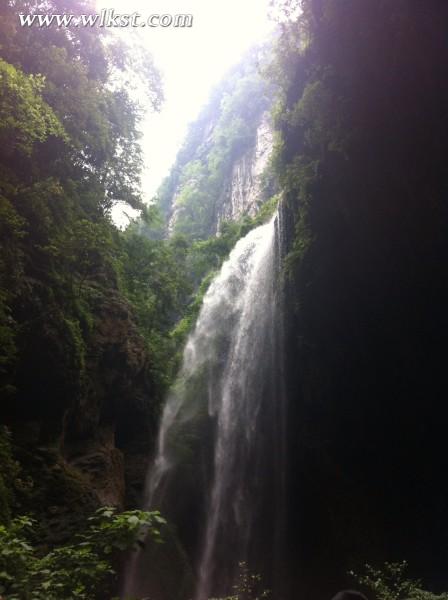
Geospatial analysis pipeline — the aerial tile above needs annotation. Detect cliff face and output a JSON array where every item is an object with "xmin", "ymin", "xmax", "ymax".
[
  {"xmin": 63, "ymin": 289, "xmax": 155, "ymax": 510},
  {"xmin": 168, "ymin": 112, "xmax": 274, "ymax": 235},
  {"xmin": 4, "ymin": 282, "xmax": 156, "ymax": 543},
  {"xmin": 215, "ymin": 112, "xmax": 274, "ymax": 229},
  {"xmin": 158, "ymin": 47, "xmax": 277, "ymax": 240},
  {"xmin": 275, "ymin": 2, "xmax": 448, "ymax": 597}
]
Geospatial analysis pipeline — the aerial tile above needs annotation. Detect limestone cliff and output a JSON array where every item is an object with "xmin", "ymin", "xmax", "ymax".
[
  {"xmin": 157, "ymin": 46, "xmax": 277, "ymax": 239},
  {"xmin": 167, "ymin": 112, "xmax": 274, "ymax": 235},
  {"xmin": 215, "ymin": 111, "xmax": 275, "ymax": 229}
]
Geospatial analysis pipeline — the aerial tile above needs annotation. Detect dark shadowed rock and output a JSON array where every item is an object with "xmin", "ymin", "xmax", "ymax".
[{"xmin": 62, "ymin": 288, "xmax": 155, "ymax": 509}]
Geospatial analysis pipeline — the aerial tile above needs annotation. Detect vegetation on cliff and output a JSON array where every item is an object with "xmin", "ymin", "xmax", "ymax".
[
  {"xmin": 0, "ymin": 0, "xmax": 278, "ymax": 595},
  {"xmin": 271, "ymin": 0, "xmax": 448, "ymax": 596},
  {"xmin": 2, "ymin": 0, "xmax": 448, "ymax": 597},
  {"xmin": 155, "ymin": 44, "xmax": 276, "ymax": 239},
  {"xmin": 0, "ymin": 0, "xmax": 183, "ymax": 569}
]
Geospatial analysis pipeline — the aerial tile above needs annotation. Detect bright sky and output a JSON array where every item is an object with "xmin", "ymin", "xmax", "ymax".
[{"xmin": 95, "ymin": 0, "xmax": 274, "ymax": 204}]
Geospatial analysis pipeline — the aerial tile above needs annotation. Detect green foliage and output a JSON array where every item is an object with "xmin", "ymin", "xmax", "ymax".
[
  {"xmin": 129, "ymin": 203, "xmax": 166, "ymax": 240},
  {"xmin": 169, "ymin": 197, "xmax": 279, "ymax": 353},
  {"xmin": 210, "ymin": 561, "xmax": 270, "ymax": 600},
  {"xmin": 0, "ymin": 0, "xmax": 163, "ymax": 211},
  {"xmin": 0, "ymin": 3, "xmax": 173, "ymax": 568},
  {"xmin": 0, "ymin": 427, "xmax": 20, "ymax": 524},
  {"xmin": 350, "ymin": 562, "xmax": 448, "ymax": 600},
  {"xmin": 118, "ymin": 228, "xmax": 191, "ymax": 392},
  {"xmin": 62, "ymin": 218, "xmax": 115, "ymax": 296},
  {"xmin": 0, "ymin": 59, "xmax": 67, "ymax": 155},
  {"xmin": 170, "ymin": 270, "xmax": 217, "ymax": 350},
  {"xmin": 252, "ymin": 193, "xmax": 280, "ymax": 226},
  {"xmin": 268, "ymin": 6, "xmax": 339, "ymax": 276},
  {"xmin": 0, "ymin": 507, "xmax": 166, "ymax": 600},
  {"xmin": 156, "ymin": 46, "xmax": 275, "ymax": 239},
  {"xmin": 0, "ymin": 0, "xmax": 165, "ymax": 405},
  {"xmin": 0, "ymin": 290, "xmax": 19, "ymax": 394},
  {"xmin": 0, "ymin": 11, "xmax": 279, "ymax": 599},
  {"xmin": 118, "ymin": 192, "xmax": 279, "ymax": 387},
  {"xmin": 188, "ymin": 219, "xmax": 251, "ymax": 281}
]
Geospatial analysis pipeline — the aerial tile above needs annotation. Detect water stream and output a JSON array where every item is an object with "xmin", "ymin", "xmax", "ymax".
[{"xmin": 124, "ymin": 214, "xmax": 285, "ymax": 599}]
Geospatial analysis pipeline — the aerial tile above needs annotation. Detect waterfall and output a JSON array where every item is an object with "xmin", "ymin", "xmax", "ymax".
[{"xmin": 125, "ymin": 214, "xmax": 285, "ymax": 600}]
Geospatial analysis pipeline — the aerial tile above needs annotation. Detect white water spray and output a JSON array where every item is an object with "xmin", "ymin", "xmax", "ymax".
[{"xmin": 125, "ymin": 215, "xmax": 282, "ymax": 599}]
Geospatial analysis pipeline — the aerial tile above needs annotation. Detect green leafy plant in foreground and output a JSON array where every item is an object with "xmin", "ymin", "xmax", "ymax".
[
  {"xmin": 210, "ymin": 561, "xmax": 270, "ymax": 600},
  {"xmin": 0, "ymin": 506, "xmax": 166, "ymax": 600},
  {"xmin": 350, "ymin": 561, "xmax": 448, "ymax": 600}
]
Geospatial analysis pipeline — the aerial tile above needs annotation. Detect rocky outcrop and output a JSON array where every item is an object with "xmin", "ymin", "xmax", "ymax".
[
  {"xmin": 62, "ymin": 288, "xmax": 155, "ymax": 510},
  {"xmin": 215, "ymin": 112, "xmax": 274, "ymax": 229},
  {"xmin": 167, "ymin": 112, "xmax": 275, "ymax": 236},
  {"xmin": 159, "ymin": 52, "xmax": 277, "ymax": 239},
  {"xmin": 4, "ymin": 283, "xmax": 156, "ymax": 542}
]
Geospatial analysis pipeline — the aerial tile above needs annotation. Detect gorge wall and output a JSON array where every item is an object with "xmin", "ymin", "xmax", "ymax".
[
  {"xmin": 0, "ymin": 0, "xmax": 170, "ymax": 550},
  {"xmin": 157, "ymin": 45, "xmax": 277, "ymax": 240},
  {"xmin": 214, "ymin": 111, "xmax": 274, "ymax": 228},
  {"xmin": 275, "ymin": 1, "xmax": 448, "ymax": 597},
  {"xmin": 4, "ymin": 2, "xmax": 448, "ymax": 599},
  {"xmin": 2, "ymin": 274, "xmax": 157, "ymax": 542}
]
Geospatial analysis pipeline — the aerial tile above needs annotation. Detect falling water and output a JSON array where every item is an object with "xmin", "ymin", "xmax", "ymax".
[{"xmin": 125, "ymin": 214, "xmax": 285, "ymax": 599}]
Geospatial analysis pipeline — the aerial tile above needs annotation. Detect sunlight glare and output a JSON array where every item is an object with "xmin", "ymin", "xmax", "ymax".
[{"xmin": 95, "ymin": 0, "xmax": 274, "ymax": 201}]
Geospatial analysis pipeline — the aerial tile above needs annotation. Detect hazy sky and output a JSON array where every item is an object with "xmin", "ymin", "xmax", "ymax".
[{"xmin": 95, "ymin": 0, "xmax": 274, "ymax": 203}]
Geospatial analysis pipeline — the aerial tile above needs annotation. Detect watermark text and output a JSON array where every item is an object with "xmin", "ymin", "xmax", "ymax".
[{"xmin": 19, "ymin": 9, "xmax": 194, "ymax": 29}]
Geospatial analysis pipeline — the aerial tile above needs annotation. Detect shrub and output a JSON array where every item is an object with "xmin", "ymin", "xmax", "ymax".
[
  {"xmin": 350, "ymin": 561, "xmax": 448, "ymax": 600},
  {"xmin": 0, "ymin": 506, "xmax": 166, "ymax": 600}
]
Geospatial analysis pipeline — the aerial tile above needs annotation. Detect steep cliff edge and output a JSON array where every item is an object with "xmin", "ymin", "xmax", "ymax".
[
  {"xmin": 275, "ymin": 2, "xmax": 448, "ymax": 597},
  {"xmin": 215, "ymin": 111, "xmax": 274, "ymax": 228},
  {"xmin": 157, "ymin": 46, "xmax": 277, "ymax": 239}
]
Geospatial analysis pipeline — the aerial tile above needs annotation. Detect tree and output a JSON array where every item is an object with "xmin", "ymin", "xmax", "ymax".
[{"xmin": 0, "ymin": 59, "xmax": 67, "ymax": 156}]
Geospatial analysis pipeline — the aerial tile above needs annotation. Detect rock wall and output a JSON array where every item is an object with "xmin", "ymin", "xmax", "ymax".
[
  {"xmin": 215, "ymin": 112, "xmax": 274, "ymax": 230},
  {"xmin": 166, "ymin": 111, "xmax": 275, "ymax": 237},
  {"xmin": 5, "ymin": 284, "xmax": 156, "ymax": 543},
  {"xmin": 62, "ymin": 288, "xmax": 155, "ymax": 511}
]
